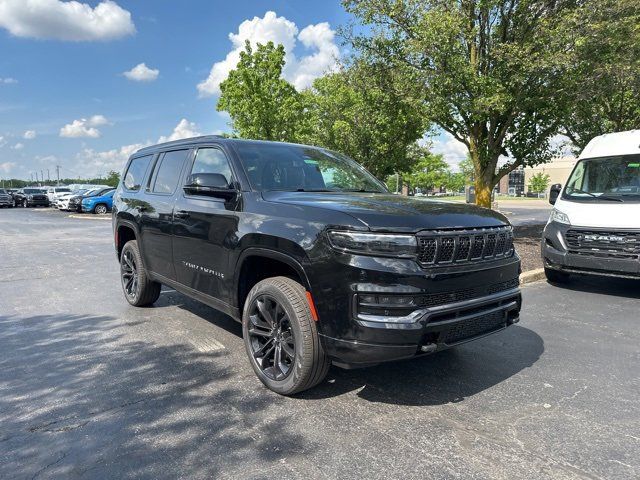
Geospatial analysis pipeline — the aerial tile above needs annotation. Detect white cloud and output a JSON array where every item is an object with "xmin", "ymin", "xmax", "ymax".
[
  {"xmin": 430, "ymin": 132, "xmax": 469, "ymax": 171},
  {"xmin": 23, "ymin": 130, "xmax": 36, "ymax": 139},
  {"xmin": 197, "ymin": 11, "xmax": 339, "ymax": 96},
  {"xmin": 157, "ymin": 118, "xmax": 201, "ymax": 143},
  {"xmin": 0, "ymin": 0, "xmax": 135, "ymax": 41},
  {"xmin": 75, "ymin": 142, "xmax": 146, "ymax": 176},
  {"xmin": 0, "ymin": 161, "xmax": 17, "ymax": 173},
  {"xmin": 12, "ymin": 142, "xmax": 24, "ymax": 150},
  {"xmin": 74, "ymin": 118, "xmax": 202, "ymax": 176},
  {"xmin": 1, "ymin": 77, "xmax": 18, "ymax": 84},
  {"xmin": 60, "ymin": 115, "xmax": 110, "ymax": 138},
  {"xmin": 0, "ymin": 135, "xmax": 5, "ymax": 147},
  {"xmin": 123, "ymin": 63, "xmax": 159, "ymax": 82}
]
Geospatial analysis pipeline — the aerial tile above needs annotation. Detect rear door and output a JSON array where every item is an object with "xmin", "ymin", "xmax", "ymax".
[
  {"xmin": 138, "ymin": 149, "xmax": 191, "ymax": 281},
  {"xmin": 172, "ymin": 145, "xmax": 239, "ymax": 301}
]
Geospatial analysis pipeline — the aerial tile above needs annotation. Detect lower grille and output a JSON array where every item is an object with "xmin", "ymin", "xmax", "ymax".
[
  {"xmin": 442, "ymin": 310, "xmax": 506, "ymax": 344},
  {"xmin": 417, "ymin": 279, "xmax": 519, "ymax": 308}
]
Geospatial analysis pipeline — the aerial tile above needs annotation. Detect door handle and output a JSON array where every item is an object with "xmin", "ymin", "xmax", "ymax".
[{"xmin": 174, "ymin": 210, "xmax": 190, "ymax": 219}]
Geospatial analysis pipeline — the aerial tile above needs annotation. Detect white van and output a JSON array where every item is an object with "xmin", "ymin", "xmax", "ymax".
[{"xmin": 542, "ymin": 130, "xmax": 640, "ymax": 281}]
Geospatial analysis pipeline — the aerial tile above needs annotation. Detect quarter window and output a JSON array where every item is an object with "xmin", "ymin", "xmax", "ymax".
[
  {"xmin": 152, "ymin": 150, "xmax": 189, "ymax": 194},
  {"xmin": 124, "ymin": 155, "xmax": 152, "ymax": 191},
  {"xmin": 190, "ymin": 148, "xmax": 233, "ymax": 184}
]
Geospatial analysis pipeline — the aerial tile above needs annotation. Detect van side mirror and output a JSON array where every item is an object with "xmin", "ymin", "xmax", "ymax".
[
  {"xmin": 184, "ymin": 173, "xmax": 237, "ymax": 200},
  {"xmin": 549, "ymin": 184, "xmax": 562, "ymax": 205}
]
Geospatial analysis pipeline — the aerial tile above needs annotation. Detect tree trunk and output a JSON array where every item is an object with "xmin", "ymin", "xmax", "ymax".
[{"xmin": 475, "ymin": 175, "xmax": 493, "ymax": 208}]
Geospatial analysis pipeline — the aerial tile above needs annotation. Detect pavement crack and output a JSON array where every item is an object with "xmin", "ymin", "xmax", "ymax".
[{"xmin": 31, "ymin": 450, "xmax": 68, "ymax": 480}]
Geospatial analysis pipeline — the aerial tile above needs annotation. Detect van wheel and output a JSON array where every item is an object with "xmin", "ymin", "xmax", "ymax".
[
  {"xmin": 120, "ymin": 240, "xmax": 161, "ymax": 307},
  {"xmin": 94, "ymin": 203, "xmax": 108, "ymax": 214},
  {"xmin": 545, "ymin": 267, "xmax": 570, "ymax": 283},
  {"xmin": 243, "ymin": 277, "xmax": 329, "ymax": 395}
]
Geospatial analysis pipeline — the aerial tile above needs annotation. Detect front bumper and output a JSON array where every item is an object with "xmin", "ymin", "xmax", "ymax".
[
  {"xmin": 0, "ymin": 198, "xmax": 11, "ymax": 206},
  {"xmin": 310, "ymin": 251, "xmax": 522, "ymax": 367},
  {"xmin": 542, "ymin": 221, "xmax": 640, "ymax": 279}
]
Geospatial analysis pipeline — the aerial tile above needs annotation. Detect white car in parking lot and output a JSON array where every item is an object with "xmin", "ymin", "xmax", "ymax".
[
  {"xmin": 46, "ymin": 187, "xmax": 72, "ymax": 205},
  {"xmin": 57, "ymin": 189, "xmax": 87, "ymax": 210}
]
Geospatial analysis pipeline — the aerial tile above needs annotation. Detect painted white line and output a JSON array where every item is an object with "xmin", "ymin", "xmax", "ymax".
[{"xmin": 68, "ymin": 214, "xmax": 111, "ymax": 220}]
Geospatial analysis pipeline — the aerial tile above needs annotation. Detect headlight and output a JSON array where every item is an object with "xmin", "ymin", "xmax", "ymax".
[
  {"xmin": 328, "ymin": 231, "xmax": 417, "ymax": 258},
  {"xmin": 549, "ymin": 209, "xmax": 571, "ymax": 225}
]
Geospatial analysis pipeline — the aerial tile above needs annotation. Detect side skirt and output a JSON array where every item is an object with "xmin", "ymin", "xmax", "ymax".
[{"xmin": 149, "ymin": 271, "xmax": 242, "ymax": 321}]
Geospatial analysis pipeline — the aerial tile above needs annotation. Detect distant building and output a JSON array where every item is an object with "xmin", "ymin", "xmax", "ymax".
[
  {"xmin": 496, "ymin": 165, "xmax": 525, "ymax": 196},
  {"xmin": 524, "ymin": 156, "xmax": 577, "ymax": 195}
]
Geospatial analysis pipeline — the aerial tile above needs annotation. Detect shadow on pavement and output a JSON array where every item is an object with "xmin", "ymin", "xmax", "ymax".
[
  {"xmin": 301, "ymin": 325, "xmax": 544, "ymax": 405},
  {"xmin": 548, "ymin": 275, "xmax": 640, "ymax": 299},
  {"xmin": 171, "ymin": 293, "xmax": 544, "ymax": 407},
  {"xmin": 0, "ymin": 312, "xmax": 309, "ymax": 479}
]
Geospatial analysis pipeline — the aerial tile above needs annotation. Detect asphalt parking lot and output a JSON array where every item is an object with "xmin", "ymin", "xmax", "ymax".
[{"xmin": 1, "ymin": 208, "xmax": 638, "ymax": 479}]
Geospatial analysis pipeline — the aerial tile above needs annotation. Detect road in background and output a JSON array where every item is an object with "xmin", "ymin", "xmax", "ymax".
[
  {"xmin": 495, "ymin": 199, "xmax": 552, "ymax": 226},
  {"xmin": 1, "ymin": 208, "xmax": 638, "ymax": 479}
]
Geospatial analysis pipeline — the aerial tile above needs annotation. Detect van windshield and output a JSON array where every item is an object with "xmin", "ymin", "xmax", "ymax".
[
  {"xmin": 563, "ymin": 155, "xmax": 640, "ymax": 202},
  {"xmin": 234, "ymin": 143, "xmax": 387, "ymax": 193}
]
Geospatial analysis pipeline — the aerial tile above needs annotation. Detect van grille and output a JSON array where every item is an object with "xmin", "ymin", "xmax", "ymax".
[
  {"xmin": 417, "ymin": 226, "xmax": 514, "ymax": 266},
  {"xmin": 565, "ymin": 229, "xmax": 640, "ymax": 259}
]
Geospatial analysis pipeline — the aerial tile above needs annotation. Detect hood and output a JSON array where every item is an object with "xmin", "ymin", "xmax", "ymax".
[
  {"xmin": 555, "ymin": 197, "xmax": 640, "ymax": 229},
  {"xmin": 262, "ymin": 192, "xmax": 508, "ymax": 232}
]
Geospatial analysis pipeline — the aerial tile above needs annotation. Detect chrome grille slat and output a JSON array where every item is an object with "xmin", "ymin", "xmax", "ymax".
[{"xmin": 417, "ymin": 226, "xmax": 514, "ymax": 267}]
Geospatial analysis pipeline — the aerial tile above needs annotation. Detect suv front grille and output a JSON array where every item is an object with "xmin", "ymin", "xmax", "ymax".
[
  {"xmin": 417, "ymin": 226, "xmax": 514, "ymax": 266},
  {"xmin": 565, "ymin": 229, "xmax": 640, "ymax": 259}
]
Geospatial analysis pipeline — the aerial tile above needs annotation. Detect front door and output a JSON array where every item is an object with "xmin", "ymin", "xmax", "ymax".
[{"xmin": 172, "ymin": 146, "xmax": 239, "ymax": 301}]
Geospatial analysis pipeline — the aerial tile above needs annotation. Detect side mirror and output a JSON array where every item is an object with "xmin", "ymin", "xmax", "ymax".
[
  {"xmin": 184, "ymin": 173, "xmax": 237, "ymax": 200},
  {"xmin": 549, "ymin": 183, "xmax": 562, "ymax": 205}
]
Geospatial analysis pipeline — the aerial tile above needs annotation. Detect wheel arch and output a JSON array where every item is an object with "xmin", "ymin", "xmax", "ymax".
[{"xmin": 235, "ymin": 248, "xmax": 312, "ymax": 312}]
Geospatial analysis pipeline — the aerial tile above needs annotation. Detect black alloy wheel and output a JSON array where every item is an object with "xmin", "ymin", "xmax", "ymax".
[
  {"xmin": 22, "ymin": 199, "xmax": 27, "ymax": 208},
  {"xmin": 121, "ymin": 249, "xmax": 139, "ymax": 301},
  {"xmin": 119, "ymin": 240, "xmax": 161, "ymax": 307},
  {"xmin": 247, "ymin": 294, "xmax": 296, "ymax": 381}
]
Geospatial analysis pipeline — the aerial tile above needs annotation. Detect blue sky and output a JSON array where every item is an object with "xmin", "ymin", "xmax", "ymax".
[{"xmin": 0, "ymin": 0, "xmax": 463, "ymax": 181}]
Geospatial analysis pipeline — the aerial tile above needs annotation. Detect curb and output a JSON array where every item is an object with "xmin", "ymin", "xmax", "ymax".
[
  {"xmin": 520, "ymin": 268, "xmax": 545, "ymax": 286},
  {"xmin": 68, "ymin": 214, "xmax": 111, "ymax": 220}
]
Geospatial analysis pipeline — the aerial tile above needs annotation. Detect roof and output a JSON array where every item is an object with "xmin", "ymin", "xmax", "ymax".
[
  {"xmin": 134, "ymin": 135, "xmax": 319, "ymax": 155},
  {"xmin": 580, "ymin": 129, "xmax": 640, "ymax": 160}
]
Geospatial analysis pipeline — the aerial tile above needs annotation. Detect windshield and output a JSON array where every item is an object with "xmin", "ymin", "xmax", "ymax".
[
  {"xmin": 563, "ymin": 155, "xmax": 640, "ymax": 202},
  {"xmin": 56, "ymin": 188, "xmax": 70, "ymax": 193},
  {"xmin": 84, "ymin": 189, "xmax": 99, "ymax": 196},
  {"xmin": 24, "ymin": 189, "xmax": 42, "ymax": 194},
  {"xmin": 234, "ymin": 143, "xmax": 387, "ymax": 193}
]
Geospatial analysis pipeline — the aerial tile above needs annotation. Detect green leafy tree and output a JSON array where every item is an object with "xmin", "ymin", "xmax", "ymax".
[
  {"xmin": 343, "ymin": 0, "xmax": 581, "ymax": 207},
  {"xmin": 217, "ymin": 41, "xmax": 307, "ymax": 142},
  {"xmin": 528, "ymin": 172, "xmax": 550, "ymax": 194},
  {"xmin": 103, "ymin": 170, "xmax": 121, "ymax": 187},
  {"xmin": 559, "ymin": 0, "xmax": 640, "ymax": 151},
  {"xmin": 303, "ymin": 61, "xmax": 427, "ymax": 178},
  {"xmin": 404, "ymin": 148, "xmax": 450, "ymax": 192}
]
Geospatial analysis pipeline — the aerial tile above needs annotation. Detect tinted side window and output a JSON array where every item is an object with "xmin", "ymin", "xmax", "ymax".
[
  {"xmin": 190, "ymin": 148, "xmax": 233, "ymax": 183},
  {"xmin": 152, "ymin": 150, "xmax": 189, "ymax": 194},
  {"xmin": 124, "ymin": 155, "xmax": 152, "ymax": 191}
]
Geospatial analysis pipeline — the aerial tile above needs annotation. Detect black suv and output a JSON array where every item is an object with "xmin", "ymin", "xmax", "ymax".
[
  {"xmin": 113, "ymin": 136, "xmax": 522, "ymax": 395},
  {"xmin": 14, "ymin": 188, "xmax": 49, "ymax": 208}
]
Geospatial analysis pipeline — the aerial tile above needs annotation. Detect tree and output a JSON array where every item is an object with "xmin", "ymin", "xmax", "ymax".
[
  {"xmin": 528, "ymin": 172, "xmax": 550, "ymax": 194},
  {"xmin": 343, "ymin": 0, "xmax": 579, "ymax": 207},
  {"xmin": 403, "ymin": 148, "xmax": 450, "ymax": 192},
  {"xmin": 559, "ymin": 0, "xmax": 640, "ymax": 151},
  {"xmin": 217, "ymin": 41, "xmax": 307, "ymax": 142},
  {"xmin": 104, "ymin": 170, "xmax": 121, "ymax": 188},
  {"xmin": 303, "ymin": 61, "xmax": 427, "ymax": 178}
]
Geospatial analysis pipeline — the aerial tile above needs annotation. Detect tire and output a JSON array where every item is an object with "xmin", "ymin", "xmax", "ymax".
[
  {"xmin": 94, "ymin": 203, "xmax": 108, "ymax": 215},
  {"xmin": 242, "ymin": 276, "xmax": 329, "ymax": 395},
  {"xmin": 22, "ymin": 199, "xmax": 28, "ymax": 208},
  {"xmin": 545, "ymin": 267, "xmax": 570, "ymax": 283},
  {"xmin": 120, "ymin": 240, "xmax": 161, "ymax": 307}
]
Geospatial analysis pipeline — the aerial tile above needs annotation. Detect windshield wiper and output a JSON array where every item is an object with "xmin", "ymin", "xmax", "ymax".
[
  {"xmin": 295, "ymin": 188, "xmax": 332, "ymax": 192},
  {"xmin": 568, "ymin": 188, "xmax": 623, "ymax": 201},
  {"xmin": 341, "ymin": 188, "xmax": 381, "ymax": 193}
]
